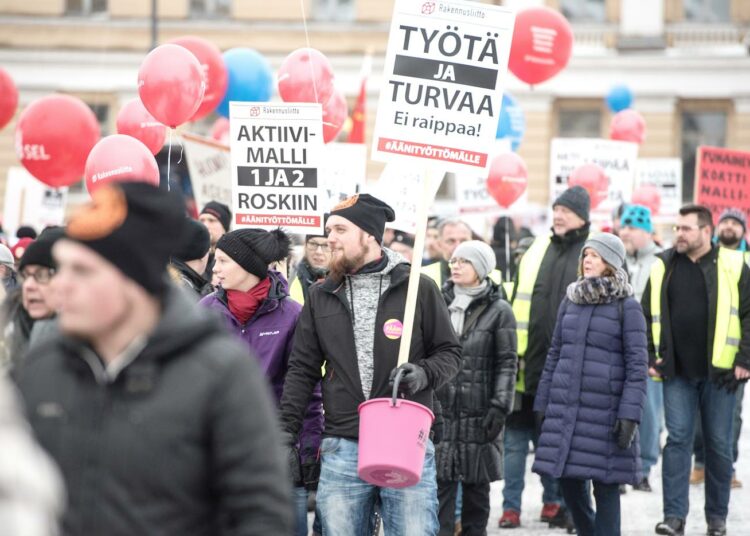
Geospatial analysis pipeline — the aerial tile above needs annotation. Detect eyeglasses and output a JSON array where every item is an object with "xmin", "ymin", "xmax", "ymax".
[
  {"xmin": 672, "ymin": 224, "xmax": 706, "ymax": 233},
  {"xmin": 448, "ymin": 258, "xmax": 472, "ymax": 268},
  {"xmin": 306, "ymin": 241, "xmax": 330, "ymax": 253},
  {"xmin": 19, "ymin": 267, "xmax": 56, "ymax": 284}
]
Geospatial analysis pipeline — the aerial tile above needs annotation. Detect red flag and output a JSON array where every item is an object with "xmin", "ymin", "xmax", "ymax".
[
  {"xmin": 347, "ymin": 56, "xmax": 371, "ymax": 144},
  {"xmin": 347, "ymin": 78, "xmax": 367, "ymax": 143}
]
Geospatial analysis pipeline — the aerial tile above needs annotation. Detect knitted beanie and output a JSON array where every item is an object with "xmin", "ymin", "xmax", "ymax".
[{"xmin": 216, "ymin": 228, "xmax": 291, "ymax": 279}]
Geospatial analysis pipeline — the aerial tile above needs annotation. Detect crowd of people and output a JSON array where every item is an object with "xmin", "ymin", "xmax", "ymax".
[{"xmin": 0, "ymin": 181, "xmax": 747, "ymax": 536}]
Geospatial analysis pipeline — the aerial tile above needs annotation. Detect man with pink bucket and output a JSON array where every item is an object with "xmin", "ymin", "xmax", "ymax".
[{"xmin": 279, "ymin": 193, "xmax": 462, "ymax": 535}]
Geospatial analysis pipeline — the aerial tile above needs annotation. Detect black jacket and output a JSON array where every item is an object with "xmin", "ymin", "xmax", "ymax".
[
  {"xmin": 279, "ymin": 263, "xmax": 462, "ymax": 441},
  {"xmin": 514, "ymin": 225, "xmax": 589, "ymax": 397},
  {"xmin": 170, "ymin": 259, "xmax": 213, "ymax": 298},
  {"xmin": 14, "ymin": 286, "xmax": 292, "ymax": 536},
  {"xmin": 436, "ymin": 280, "xmax": 517, "ymax": 483},
  {"xmin": 641, "ymin": 246, "xmax": 750, "ymax": 381}
]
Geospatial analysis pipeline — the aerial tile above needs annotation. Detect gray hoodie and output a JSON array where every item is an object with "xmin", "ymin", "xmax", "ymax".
[{"xmin": 625, "ymin": 240, "xmax": 663, "ymax": 302}]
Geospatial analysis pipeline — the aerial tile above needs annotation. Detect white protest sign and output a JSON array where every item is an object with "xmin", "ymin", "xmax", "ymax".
[
  {"xmin": 319, "ymin": 142, "xmax": 367, "ymax": 212},
  {"xmin": 181, "ymin": 133, "xmax": 232, "ymax": 212},
  {"xmin": 634, "ymin": 158, "xmax": 682, "ymax": 221},
  {"xmin": 549, "ymin": 138, "xmax": 639, "ymax": 222},
  {"xmin": 3, "ymin": 167, "xmax": 68, "ymax": 239},
  {"xmin": 368, "ymin": 164, "xmax": 443, "ymax": 234},
  {"xmin": 371, "ymin": 0, "xmax": 515, "ymax": 173},
  {"xmin": 229, "ymin": 102, "xmax": 325, "ymax": 234}
]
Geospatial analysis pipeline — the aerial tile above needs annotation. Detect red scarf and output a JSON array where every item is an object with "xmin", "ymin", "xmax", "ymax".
[{"xmin": 226, "ymin": 277, "xmax": 272, "ymax": 325}]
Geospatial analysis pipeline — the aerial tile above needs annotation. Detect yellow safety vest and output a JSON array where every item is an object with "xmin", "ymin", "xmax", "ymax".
[
  {"xmin": 648, "ymin": 248, "xmax": 744, "ymax": 369},
  {"xmin": 289, "ymin": 276, "xmax": 305, "ymax": 305},
  {"xmin": 422, "ymin": 260, "xmax": 504, "ymax": 289},
  {"xmin": 510, "ymin": 236, "xmax": 552, "ymax": 393}
]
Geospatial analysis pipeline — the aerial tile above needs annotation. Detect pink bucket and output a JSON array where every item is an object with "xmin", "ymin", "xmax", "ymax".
[{"xmin": 357, "ymin": 369, "xmax": 435, "ymax": 488}]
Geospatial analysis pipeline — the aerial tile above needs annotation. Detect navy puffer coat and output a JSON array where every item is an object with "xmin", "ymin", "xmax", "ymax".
[{"xmin": 532, "ymin": 297, "xmax": 648, "ymax": 485}]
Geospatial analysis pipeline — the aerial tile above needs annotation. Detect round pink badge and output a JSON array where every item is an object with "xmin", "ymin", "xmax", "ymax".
[{"xmin": 383, "ymin": 319, "xmax": 403, "ymax": 340}]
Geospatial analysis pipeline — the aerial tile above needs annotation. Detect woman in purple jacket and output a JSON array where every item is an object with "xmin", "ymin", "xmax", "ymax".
[
  {"xmin": 532, "ymin": 233, "xmax": 648, "ymax": 536},
  {"xmin": 199, "ymin": 228, "xmax": 323, "ymax": 536}
]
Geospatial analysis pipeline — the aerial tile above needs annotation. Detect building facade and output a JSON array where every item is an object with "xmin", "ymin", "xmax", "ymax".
[{"xmin": 0, "ymin": 0, "xmax": 748, "ymax": 214}]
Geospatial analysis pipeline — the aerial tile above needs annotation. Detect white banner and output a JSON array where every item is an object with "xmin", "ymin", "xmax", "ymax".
[
  {"xmin": 181, "ymin": 133, "xmax": 232, "ymax": 213},
  {"xmin": 229, "ymin": 102, "xmax": 325, "ymax": 234},
  {"xmin": 634, "ymin": 158, "xmax": 682, "ymax": 221},
  {"xmin": 549, "ymin": 138, "xmax": 639, "ymax": 223},
  {"xmin": 371, "ymin": 0, "xmax": 515, "ymax": 173},
  {"xmin": 3, "ymin": 167, "xmax": 68, "ymax": 240},
  {"xmin": 319, "ymin": 143, "xmax": 368, "ymax": 212},
  {"xmin": 368, "ymin": 164, "xmax": 443, "ymax": 234}
]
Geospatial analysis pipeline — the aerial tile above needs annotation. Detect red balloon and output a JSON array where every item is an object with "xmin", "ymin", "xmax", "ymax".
[
  {"xmin": 486, "ymin": 153, "xmax": 528, "ymax": 208},
  {"xmin": 509, "ymin": 7, "xmax": 573, "ymax": 86},
  {"xmin": 116, "ymin": 99, "xmax": 167, "ymax": 155},
  {"xmin": 15, "ymin": 94, "xmax": 100, "ymax": 188},
  {"xmin": 210, "ymin": 117, "xmax": 230, "ymax": 144},
  {"xmin": 84, "ymin": 134, "xmax": 160, "ymax": 194},
  {"xmin": 322, "ymin": 90, "xmax": 348, "ymax": 143},
  {"xmin": 568, "ymin": 164, "xmax": 608, "ymax": 210},
  {"xmin": 610, "ymin": 109, "xmax": 646, "ymax": 144},
  {"xmin": 0, "ymin": 68, "xmax": 19, "ymax": 130},
  {"xmin": 169, "ymin": 36, "xmax": 228, "ymax": 121},
  {"xmin": 278, "ymin": 48, "xmax": 335, "ymax": 105},
  {"xmin": 138, "ymin": 44, "xmax": 205, "ymax": 128},
  {"xmin": 631, "ymin": 185, "xmax": 661, "ymax": 216}
]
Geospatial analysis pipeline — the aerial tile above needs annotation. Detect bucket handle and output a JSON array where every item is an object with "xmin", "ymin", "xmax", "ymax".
[{"xmin": 391, "ymin": 367, "xmax": 406, "ymax": 407}]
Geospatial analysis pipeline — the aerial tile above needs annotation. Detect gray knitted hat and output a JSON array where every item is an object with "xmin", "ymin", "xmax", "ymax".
[
  {"xmin": 453, "ymin": 240, "xmax": 496, "ymax": 281},
  {"xmin": 0, "ymin": 244, "xmax": 13, "ymax": 270},
  {"xmin": 581, "ymin": 233, "xmax": 626, "ymax": 270},
  {"xmin": 554, "ymin": 185, "xmax": 591, "ymax": 222}
]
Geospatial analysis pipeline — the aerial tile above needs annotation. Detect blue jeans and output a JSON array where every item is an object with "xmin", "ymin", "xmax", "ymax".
[
  {"xmin": 639, "ymin": 378, "xmax": 664, "ymax": 477},
  {"xmin": 694, "ymin": 382, "xmax": 744, "ymax": 468},
  {"xmin": 559, "ymin": 478, "xmax": 620, "ymax": 536},
  {"xmin": 502, "ymin": 420, "xmax": 561, "ymax": 512},
  {"xmin": 294, "ymin": 487, "xmax": 322, "ymax": 536},
  {"xmin": 316, "ymin": 437, "xmax": 438, "ymax": 535},
  {"xmin": 662, "ymin": 376, "xmax": 736, "ymax": 521}
]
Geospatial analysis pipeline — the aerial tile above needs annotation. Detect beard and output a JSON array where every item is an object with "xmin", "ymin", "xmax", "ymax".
[
  {"xmin": 328, "ymin": 235, "xmax": 368, "ymax": 282},
  {"xmin": 718, "ymin": 229, "xmax": 742, "ymax": 247}
]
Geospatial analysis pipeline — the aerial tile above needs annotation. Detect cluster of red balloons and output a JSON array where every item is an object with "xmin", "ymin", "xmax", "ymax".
[
  {"xmin": 278, "ymin": 48, "xmax": 346, "ymax": 143},
  {"xmin": 631, "ymin": 184, "xmax": 661, "ymax": 216}
]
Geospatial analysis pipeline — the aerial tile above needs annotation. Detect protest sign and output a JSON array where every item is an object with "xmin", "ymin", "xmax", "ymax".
[
  {"xmin": 319, "ymin": 142, "xmax": 367, "ymax": 212},
  {"xmin": 634, "ymin": 158, "xmax": 682, "ymax": 222},
  {"xmin": 371, "ymin": 0, "xmax": 515, "ymax": 173},
  {"xmin": 182, "ymin": 133, "xmax": 232, "ymax": 211},
  {"xmin": 368, "ymin": 164, "xmax": 443, "ymax": 234},
  {"xmin": 3, "ymin": 167, "xmax": 68, "ymax": 239},
  {"xmin": 549, "ymin": 138, "xmax": 639, "ymax": 223},
  {"xmin": 229, "ymin": 102, "xmax": 325, "ymax": 234},
  {"xmin": 694, "ymin": 146, "xmax": 750, "ymax": 224}
]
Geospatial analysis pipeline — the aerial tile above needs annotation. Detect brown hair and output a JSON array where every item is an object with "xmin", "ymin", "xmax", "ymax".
[
  {"xmin": 578, "ymin": 256, "xmax": 617, "ymax": 278},
  {"xmin": 679, "ymin": 204, "xmax": 714, "ymax": 231}
]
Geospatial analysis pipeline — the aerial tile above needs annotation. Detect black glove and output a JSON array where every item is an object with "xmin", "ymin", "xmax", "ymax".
[
  {"xmin": 613, "ymin": 419, "xmax": 638, "ymax": 450},
  {"xmin": 279, "ymin": 431, "xmax": 302, "ymax": 485},
  {"xmin": 715, "ymin": 370, "xmax": 742, "ymax": 393},
  {"xmin": 533, "ymin": 411, "xmax": 545, "ymax": 439},
  {"xmin": 301, "ymin": 460, "xmax": 321, "ymax": 491},
  {"xmin": 388, "ymin": 363, "xmax": 429, "ymax": 396},
  {"xmin": 482, "ymin": 406, "xmax": 506, "ymax": 440}
]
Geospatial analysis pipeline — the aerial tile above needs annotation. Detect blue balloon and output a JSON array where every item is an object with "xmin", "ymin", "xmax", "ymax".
[
  {"xmin": 217, "ymin": 48, "xmax": 273, "ymax": 118},
  {"xmin": 495, "ymin": 93, "xmax": 526, "ymax": 152},
  {"xmin": 606, "ymin": 85, "xmax": 633, "ymax": 113}
]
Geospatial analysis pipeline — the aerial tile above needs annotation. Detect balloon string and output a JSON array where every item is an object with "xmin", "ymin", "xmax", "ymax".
[
  {"xmin": 504, "ymin": 222, "xmax": 510, "ymax": 283},
  {"xmin": 177, "ymin": 141, "xmax": 184, "ymax": 165},
  {"xmin": 166, "ymin": 128, "xmax": 172, "ymax": 192},
  {"xmin": 299, "ymin": 0, "xmax": 319, "ymax": 104}
]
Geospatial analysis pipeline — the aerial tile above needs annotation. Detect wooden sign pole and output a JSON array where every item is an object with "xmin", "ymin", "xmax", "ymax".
[{"xmin": 396, "ymin": 167, "xmax": 434, "ymax": 366}]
